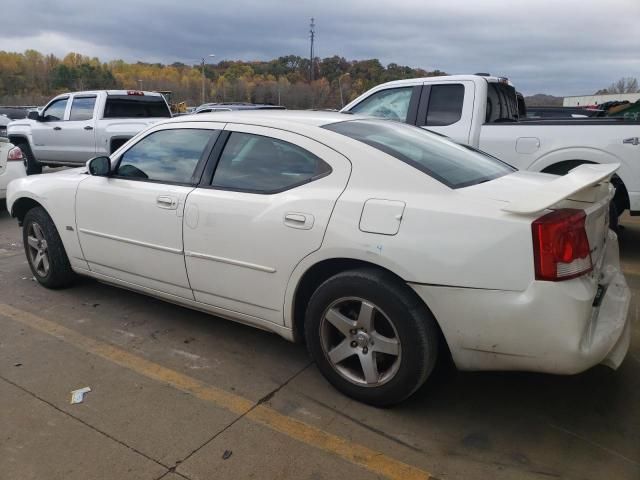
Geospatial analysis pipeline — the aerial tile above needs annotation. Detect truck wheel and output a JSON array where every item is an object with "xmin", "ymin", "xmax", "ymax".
[
  {"xmin": 304, "ymin": 268, "xmax": 439, "ymax": 406},
  {"xmin": 23, "ymin": 207, "xmax": 75, "ymax": 289},
  {"xmin": 16, "ymin": 142, "xmax": 42, "ymax": 175}
]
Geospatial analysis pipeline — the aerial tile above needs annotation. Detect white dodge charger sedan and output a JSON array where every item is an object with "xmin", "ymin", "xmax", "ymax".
[{"xmin": 6, "ymin": 111, "xmax": 631, "ymax": 405}]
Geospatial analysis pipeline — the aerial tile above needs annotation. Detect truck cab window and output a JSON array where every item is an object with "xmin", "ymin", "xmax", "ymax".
[
  {"xmin": 350, "ymin": 87, "xmax": 413, "ymax": 122},
  {"xmin": 424, "ymin": 84, "xmax": 464, "ymax": 126},
  {"xmin": 42, "ymin": 98, "xmax": 68, "ymax": 121},
  {"xmin": 69, "ymin": 97, "xmax": 96, "ymax": 121},
  {"xmin": 486, "ymin": 83, "xmax": 519, "ymax": 123}
]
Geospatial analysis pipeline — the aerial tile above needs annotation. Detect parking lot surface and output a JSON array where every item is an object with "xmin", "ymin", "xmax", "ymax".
[{"xmin": 0, "ymin": 197, "xmax": 638, "ymax": 480}]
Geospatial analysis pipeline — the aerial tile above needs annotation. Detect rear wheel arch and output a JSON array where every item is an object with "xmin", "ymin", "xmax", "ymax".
[{"xmin": 291, "ymin": 258, "xmax": 451, "ymax": 355}]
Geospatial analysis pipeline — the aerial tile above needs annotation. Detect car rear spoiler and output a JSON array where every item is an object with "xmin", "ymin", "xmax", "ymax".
[{"xmin": 502, "ymin": 163, "xmax": 619, "ymax": 214}]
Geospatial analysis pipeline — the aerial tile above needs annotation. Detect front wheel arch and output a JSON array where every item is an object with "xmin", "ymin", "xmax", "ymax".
[{"xmin": 11, "ymin": 197, "xmax": 44, "ymax": 225}]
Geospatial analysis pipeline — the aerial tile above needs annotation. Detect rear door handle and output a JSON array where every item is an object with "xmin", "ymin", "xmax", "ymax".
[
  {"xmin": 53, "ymin": 126, "xmax": 62, "ymax": 131},
  {"xmin": 84, "ymin": 126, "xmax": 94, "ymax": 131},
  {"xmin": 284, "ymin": 213, "xmax": 314, "ymax": 230},
  {"xmin": 156, "ymin": 195, "xmax": 178, "ymax": 209},
  {"xmin": 623, "ymin": 137, "xmax": 640, "ymax": 146}
]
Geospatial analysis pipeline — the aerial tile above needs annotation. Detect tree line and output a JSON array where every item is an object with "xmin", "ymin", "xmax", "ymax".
[{"xmin": 0, "ymin": 50, "xmax": 446, "ymax": 108}]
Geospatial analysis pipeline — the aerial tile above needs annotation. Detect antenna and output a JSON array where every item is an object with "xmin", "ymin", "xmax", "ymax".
[{"xmin": 309, "ymin": 17, "xmax": 315, "ymax": 82}]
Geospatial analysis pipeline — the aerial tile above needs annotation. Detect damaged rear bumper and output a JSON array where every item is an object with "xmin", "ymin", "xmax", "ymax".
[{"xmin": 410, "ymin": 229, "xmax": 631, "ymax": 374}]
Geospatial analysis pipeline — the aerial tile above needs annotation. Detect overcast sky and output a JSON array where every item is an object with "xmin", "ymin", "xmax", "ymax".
[{"xmin": 2, "ymin": 0, "xmax": 638, "ymax": 95}]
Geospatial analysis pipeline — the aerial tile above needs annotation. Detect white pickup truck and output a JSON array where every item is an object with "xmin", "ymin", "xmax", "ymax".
[
  {"xmin": 8, "ymin": 90, "xmax": 172, "ymax": 174},
  {"xmin": 342, "ymin": 75, "xmax": 640, "ymax": 218}
]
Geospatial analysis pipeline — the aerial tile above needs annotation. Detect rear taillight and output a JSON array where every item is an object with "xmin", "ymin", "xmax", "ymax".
[
  {"xmin": 7, "ymin": 146, "xmax": 23, "ymax": 162},
  {"xmin": 532, "ymin": 208, "xmax": 592, "ymax": 281}
]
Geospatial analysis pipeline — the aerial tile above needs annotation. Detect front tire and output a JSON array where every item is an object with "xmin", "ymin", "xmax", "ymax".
[
  {"xmin": 16, "ymin": 142, "xmax": 42, "ymax": 175},
  {"xmin": 304, "ymin": 268, "xmax": 439, "ymax": 406},
  {"xmin": 23, "ymin": 207, "xmax": 75, "ymax": 289}
]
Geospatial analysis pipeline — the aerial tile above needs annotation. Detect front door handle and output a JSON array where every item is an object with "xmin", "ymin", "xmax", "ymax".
[
  {"xmin": 284, "ymin": 212, "xmax": 314, "ymax": 230},
  {"xmin": 53, "ymin": 126, "xmax": 62, "ymax": 131},
  {"xmin": 623, "ymin": 137, "xmax": 640, "ymax": 146},
  {"xmin": 156, "ymin": 195, "xmax": 178, "ymax": 209},
  {"xmin": 84, "ymin": 126, "xmax": 94, "ymax": 131}
]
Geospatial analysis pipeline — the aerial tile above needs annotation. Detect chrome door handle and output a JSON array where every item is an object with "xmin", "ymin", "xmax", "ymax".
[
  {"xmin": 284, "ymin": 213, "xmax": 314, "ymax": 230},
  {"xmin": 156, "ymin": 195, "xmax": 178, "ymax": 209},
  {"xmin": 623, "ymin": 137, "xmax": 639, "ymax": 146}
]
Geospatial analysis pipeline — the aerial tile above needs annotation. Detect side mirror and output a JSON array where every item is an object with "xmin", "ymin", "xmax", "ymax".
[
  {"xmin": 87, "ymin": 156, "xmax": 111, "ymax": 176},
  {"xmin": 27, "ymin": 111, "xmax": 41, "ymax": 121}
]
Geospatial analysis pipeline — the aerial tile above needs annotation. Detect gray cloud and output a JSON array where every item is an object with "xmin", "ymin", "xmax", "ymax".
[{"xmin": 2, "ymin": 0, "xmax": 639, "ymax": 95}]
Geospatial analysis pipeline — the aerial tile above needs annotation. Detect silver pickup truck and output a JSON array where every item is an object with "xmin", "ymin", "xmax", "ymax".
[{"xmin": 8, "ymin": 90, "xmax": 172, "ymax": 174}]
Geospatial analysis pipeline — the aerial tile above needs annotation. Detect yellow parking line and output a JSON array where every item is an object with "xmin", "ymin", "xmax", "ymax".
[{"xmin": 0, "ymin": 303, "xmax": 431, "ymax": 480}]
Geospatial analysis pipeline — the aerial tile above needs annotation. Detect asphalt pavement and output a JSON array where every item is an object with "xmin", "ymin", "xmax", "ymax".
[{"xmin": 0, "ymin": 199, "xmax": 638, "ymax": 480}]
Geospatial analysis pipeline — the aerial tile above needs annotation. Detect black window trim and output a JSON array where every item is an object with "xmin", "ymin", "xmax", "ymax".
[
  {"xmin": 68, "ymin": 95, "xmax": 98, "ymax": 122},
  {"xmin": 197, "ymin": 130, "xmax": 333, "ymax": 195},
  {"xmin": 109, "ymin": 128, "xmax": 222, "ymax": 187}
]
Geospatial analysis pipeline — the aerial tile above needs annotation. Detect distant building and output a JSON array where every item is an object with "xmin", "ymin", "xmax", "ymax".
[{"xmin": 563, "ymin": 92, "xmax": 640, "ymax": 107}]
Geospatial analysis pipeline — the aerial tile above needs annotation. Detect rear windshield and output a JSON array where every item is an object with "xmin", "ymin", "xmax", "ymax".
[
  {"xmin": 323, "ymin": 119, "xmax": 514, "ymax": 189},
  {"xmin": 104, "ymin": 95, "xmax": 171, "ymax": 118},
  {"xmin": 486, "ymin": 82, "xmax": 519, "ymax": 123}
]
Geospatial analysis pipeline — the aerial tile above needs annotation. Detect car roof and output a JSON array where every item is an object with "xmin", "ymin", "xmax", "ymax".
[{"xmin": 166, "ymin": 109, "xmax": 368, "ymax": 128}]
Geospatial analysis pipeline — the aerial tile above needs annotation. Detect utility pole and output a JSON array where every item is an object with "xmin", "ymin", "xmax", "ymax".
[
  {"xmin": 200, "ymin": 54, "xmax": 216, "ymax": 105},
  {"xmin": 309, "ymin": 17, "xmax": 315, "ymax": 83}
]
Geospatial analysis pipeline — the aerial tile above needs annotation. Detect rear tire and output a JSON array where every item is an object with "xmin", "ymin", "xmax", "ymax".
[
  {"xmin": 304, "ymin": 268, "xmax": 439, "ymax": 406},
  {"xmin": 16, "ymin": 142, "xmax": 42, "ymax": 175},
  {"xmin": 23, "ymin": 207, "xmax": 75, "ymax": 289}
]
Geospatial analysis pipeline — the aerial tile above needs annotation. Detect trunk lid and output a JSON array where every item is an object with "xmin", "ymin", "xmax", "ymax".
[{"xmin": 462, "ymin": 163, "xmax": 618, "ymax": 269}]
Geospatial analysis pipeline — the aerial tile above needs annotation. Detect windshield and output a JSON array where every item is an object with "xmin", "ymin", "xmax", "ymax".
[{"xmin": 323, "ymin": 119, "xmax": 515, "ymax": 189}]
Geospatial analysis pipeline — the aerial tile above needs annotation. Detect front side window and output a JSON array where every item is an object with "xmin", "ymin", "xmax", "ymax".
[
  {"xmin": 69, "ymin": 96, "xmax": 96, "ymax": 121},
  {"xmin": 349, "ymin": 87, "xmax": 413, "ymax": 122},
  {"xmin": 323, "ymin": 119, "xmax": 514, "ymax": 189},
  {"xmin": 116, "ymin": 129, "xmax": 216, "ymax": 183},
  {"xmin": 424, "ymin": 84, "xmax": 465, "ymax": 126},
  {"xmin": 42, "ymin": 98, "xmax": 68, "ymax": 121},
  {"xmin": 212, "ymin": 132, "xmax": 331, "ymax": 193}
]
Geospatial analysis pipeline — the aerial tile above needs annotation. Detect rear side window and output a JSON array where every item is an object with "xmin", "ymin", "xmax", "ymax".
[
  {"xmin": 69, "ymin": 96, "xmax": 96, "ymax": 121},
  {"xmin": 323, "ymin": 119, "xmax": 514, "ymax": 189},
  {"xmin": 211, "ymin": 132, "xmax": 331, "ymax": 193},
  {"xmin": 349, "ymin": 87, "xmax": 413, "ymax": 122},
  {"xmin": 116, "ymin": 129, "xmax": 216, "ymax": 184},
  {"xmin": 104, "ymin": 95, "xmax": 172, "ymax": 118},
  {"xmin": 424, "ymin": 84, "xmax": 464, "ymax": 126}
]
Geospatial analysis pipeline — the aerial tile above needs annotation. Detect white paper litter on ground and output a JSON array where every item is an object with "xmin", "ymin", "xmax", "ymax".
[{"xmin": 70, "ymin": 387, "xmax": 91, "ymax": 404}]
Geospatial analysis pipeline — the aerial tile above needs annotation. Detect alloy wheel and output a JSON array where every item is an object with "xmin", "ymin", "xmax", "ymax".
[
  {"xmin": 319, "ymin": 297, "xmax": 402, "ymax": 387},
  {"xmin": 26, "ymin": 222, "xmax": 50, "ymax": 277}
]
